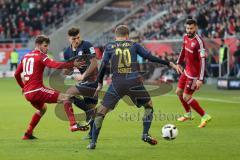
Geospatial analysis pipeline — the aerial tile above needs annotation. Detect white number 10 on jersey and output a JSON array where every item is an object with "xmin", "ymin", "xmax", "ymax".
[{"xmin": 22, "ymin": 57, "xmax": 34, "ymax": 81}]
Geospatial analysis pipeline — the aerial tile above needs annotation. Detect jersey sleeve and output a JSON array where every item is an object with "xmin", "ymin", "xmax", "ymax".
[
  {"xmin": 102, "ymin": 46, "xmax": 112, "ymax": 63},
  {"xmin": 199, "ymin": 57, "xmax": 205, "ymax": 81},
  {"xmin": 41, "ymin": 54, "xmax": 74, "ymax": 69},
  {"xmin": 196, "ymin": 36, "xmax": 206, "ymax": 58},
  {"xmin": 96, "ymin": 45, "xmax": 112, "ymax": 83},
  {"xmin": 85, "ymin": 42, "xmax": 96, "ymax": 58},
  {"xmin": 196, "ymin": 35, "xmax": 206, "ymax": 80},
  {"xmin": 14, "ymin": 61, "xmax": 24, "ymax": 88},
  {"xmin": 135, "ymin": 43, "xmax": 151, "ymax": 58},
  {"xmin": 177, "ymin": 37, "xmax": 185, "ymax": 64}
]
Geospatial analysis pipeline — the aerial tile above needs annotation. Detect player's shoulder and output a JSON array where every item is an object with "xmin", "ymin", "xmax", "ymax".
[
  {"xmin": 64, "ymin": 46, "xmax": 71, "ymax": 54},
  {"xmin": 123, "ymin": 40, "xmax": 134, "ymax": 45},
  {"xmin": 22, "ymin": 49, "xmax": 45, "ymax": 63},
  {"xmin": 24, "ymin": 49, "xmax": 40, "ymax": 58},
  {"xmin": 82, "ymin": 40, "xmax": 93, "ymax": 48},
  {"xmin": 183, "ymin": 34, "xmax": 188, "ymax": 39},
  {"xmin": 104, "ymin": 41, "xmax": 117, "ymax": 50},
  {"xmin": 132, "ymin": 42, "xmax": 141, "ymax": 47},
  {"xmin": 120, "ymin": 40, "xmax": 134, "ymax": 46},
  {"xmin": 194, "ymin": 34, "xmax": 205, "ymax": 45},
  {"xmin": 82, "ymin": 40, "xmax": 96, "ymax": 55},
  {"xmin": 116, "ymin": 40, "xmax": 135, "ymax": 48},
  {"xmin": 132, "ymin": 42, "xmax": 147, "ymax": 51},
  {"xmin": 194, "ymin": 34, "xmax": 203, "ymax": 39}
]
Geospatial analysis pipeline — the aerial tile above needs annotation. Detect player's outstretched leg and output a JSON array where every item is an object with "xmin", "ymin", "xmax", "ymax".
[
  {"xmin": 63, "ymin": 100, "xmax": 89, "ymax": 132},
  {"xmin": 71, "ymin": 97, "xmax": 96, "ymax": 139},
  {"xmin": 58, "ymin": 93, "xmax": 89, "ymax": 132},
  {"xmin": 84, "ymin": 108, "xmax": 96, "ymax": 140},
  {"xmin": 87, "ymin": 105, "xmax": 108, "ymax": 150},
  {"xmin": 22, "ymin": 105, "xmax": 47, "ymax": 140},
  {"xmin": 141, "ymin": 101, "xmax": 157, "ymax": 145},
  {"xmin": 183, "ymin": 94, "xmax": 212, "ymax": 128},
  {"xmin": 87, "ymin": 114, "xmax": 105, "ymax": 149}
]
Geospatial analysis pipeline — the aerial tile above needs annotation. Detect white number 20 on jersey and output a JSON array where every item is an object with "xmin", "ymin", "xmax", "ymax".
[{"xmin": 22, "ymin": 57, "xmax": 34, "ymax": 81}]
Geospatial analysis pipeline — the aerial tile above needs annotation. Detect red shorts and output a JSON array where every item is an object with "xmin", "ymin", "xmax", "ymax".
[
  {"xmin": 24, "ymin": 87, "xmax": 60, "ymax": 110},
  {"xmin": 178, "ymin": 73, "xmax": 197, "ymax": 95}
]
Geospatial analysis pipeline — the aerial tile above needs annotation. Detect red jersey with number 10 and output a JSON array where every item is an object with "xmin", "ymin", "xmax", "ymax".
[
  {"xmin": 177, "ymin": 34, "xmax": 206, "ymax": 81},
  {"xmin": 15, "ymin": 49, "xmax": 74, "ymax": 93}
]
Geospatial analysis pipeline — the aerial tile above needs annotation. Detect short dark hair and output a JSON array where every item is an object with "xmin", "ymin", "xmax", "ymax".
[
  {"xmin": 185, "ymin": 19, "xmax": 197, "ymax": 26},
  {"xmin": 115, "ymin": 25, "xmax": 129, "ymax": 37},
  {"xmin": 35, "ymin": 35, "xmax": 50, "ymax": 44},
  {"xmin": 68, "ymin": 27, "xmax": 80, "ymax": 36}
]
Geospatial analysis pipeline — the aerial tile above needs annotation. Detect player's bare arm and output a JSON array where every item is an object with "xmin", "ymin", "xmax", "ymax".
[
  {"xmin": 74, "ymin": 57, "xmax": 98, "ymax": 81},
  {"xmin": 169, "ymin": 62, "xmax": 183, "ymax": 74}
]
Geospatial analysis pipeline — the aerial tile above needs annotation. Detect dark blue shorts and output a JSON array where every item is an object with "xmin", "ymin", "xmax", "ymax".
[
  {"xmin": 102, "ymin": 78, "xmax": 151, "ymax": 109},
  {"xmin": 75, "ymin": 81, "xmax": 98, "ymax": 105}
]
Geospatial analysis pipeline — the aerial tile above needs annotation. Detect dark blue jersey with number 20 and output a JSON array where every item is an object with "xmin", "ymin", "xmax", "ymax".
[{"xmin": 98, "ymin": 40, "xmax": 169, "ymax": 82}]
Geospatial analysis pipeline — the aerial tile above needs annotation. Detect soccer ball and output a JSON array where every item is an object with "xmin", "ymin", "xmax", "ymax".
[{"xmin": 162, "ymin": 124, "xmax": 178, "ymax": 140}]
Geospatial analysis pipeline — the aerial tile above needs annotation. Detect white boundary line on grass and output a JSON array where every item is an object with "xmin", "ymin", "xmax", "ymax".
[{"xmin": 165, "ymin": 94, "xmax": 240, "ymax": 104}]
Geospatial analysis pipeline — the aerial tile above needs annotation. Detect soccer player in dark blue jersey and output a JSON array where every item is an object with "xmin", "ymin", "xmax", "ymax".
[
  {"xmin": 63, "ymin": 27, "xmax": 98, "ymax": 136},
  {"xmin": 87, "ymin": 25, "xmax": 181, "ymax": 149}
]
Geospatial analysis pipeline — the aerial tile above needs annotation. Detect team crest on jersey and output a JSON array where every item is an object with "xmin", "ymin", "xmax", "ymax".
[
  {"xmin": 78, "ymin": 51, "xmax": 83, "ymax": 55},
  {"xmin": 90, "ymin": 47, "xmax": 95, "ymax": 54},
  {"xmin": 191, "ymin": 42, "xmax": 196, "ymax": 47}
]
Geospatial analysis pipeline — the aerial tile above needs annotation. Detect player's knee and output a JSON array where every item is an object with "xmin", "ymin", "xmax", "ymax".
[
  {"xmin": 39, "ymin": 105, "xmax": 47, "ymax": 116},
  {"xmin": 143, "ymin": 100, "xmax": 153, "ymax": 108},
  {"xmin": 143, "ymin": 107, "xmax": 153, "ymax": 122},
  {"xmin": 88, "ymin": 104, "xmax": 97, "ymax": 110},
  {"xmin": 183, "ymin": 94, "xmax": 191, "ymax": 102},
  {"xmin": 87, "ymin": 104, "xmax": 97, "ymax": 114},
  {"xmin": 175, "ymin": 89, "xmax": 183, "ymax": 96},
  {"xmin": 147, "ymin": 100, "xmax": 153, "ymax": 107},
  {"xmin": 66, "ymin": 86, "xmax": 79, "ymax": 95},
  {"xmin": 96, "ymin": 105, "xmax": 109, "ymax": 116},
  {"xmin": 58, "ymin": 93, "xmax": 72, "ymax": 103},
  {"xmin": 65, "ymin": 89, "xmax": 72, "ymax": 95},
  {"xmin": 94, "ymin": 112, "xmax": 105, "ymax": 129}
]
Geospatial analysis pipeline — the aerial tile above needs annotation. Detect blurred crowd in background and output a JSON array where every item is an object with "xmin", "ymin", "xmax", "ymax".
[{"xmin": 0, "ymin": 0, "xmax": 100, "ymax": 42}]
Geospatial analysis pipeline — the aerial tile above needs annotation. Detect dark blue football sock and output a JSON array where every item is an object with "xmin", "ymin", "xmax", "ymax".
[
  {"xmin": 142, "ymin": 107, "xmax": 153, "ymax": 135},
  {"xmin": 91, "ymin": 115, "xmax": 104, "ymax": 144}
]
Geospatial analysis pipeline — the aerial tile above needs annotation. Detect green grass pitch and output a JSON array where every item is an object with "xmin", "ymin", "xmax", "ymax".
[{"xmin": 1, "ymin": 78, "xmax": 240, "ymax": 160}]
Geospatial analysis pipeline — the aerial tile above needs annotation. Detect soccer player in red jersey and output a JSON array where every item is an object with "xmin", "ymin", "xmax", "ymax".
[
  {"xmin": 14, "ymin": 35, "xmax": 87, "ymax": 140},
  {"xmin": 175, "ymin": 19, "xmax": 212, "ymax": 128}
]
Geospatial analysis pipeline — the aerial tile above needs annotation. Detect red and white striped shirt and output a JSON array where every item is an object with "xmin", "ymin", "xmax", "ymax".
[{"xmin": 177, "ymin": 34, "xmax": 206, "ymax": 81}]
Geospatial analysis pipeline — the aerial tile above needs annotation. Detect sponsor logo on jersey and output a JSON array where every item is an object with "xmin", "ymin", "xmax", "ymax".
[
  {"xmin": 200, "ymin": 49, "xmax": 205, "ymax": 57},
  {"xmin": 191, "ymin": 42, "xmax": 196, "ymax": 47},
  {"xmin": 90, "ymin": 47, "xmax": 95, "ymax": 54},
  {"xmin": 78, "ymin": 51, "xmax": 83, "ymax": 55}
]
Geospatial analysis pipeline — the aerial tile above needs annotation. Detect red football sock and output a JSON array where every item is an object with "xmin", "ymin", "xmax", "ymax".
[
  {"xmin": 63, "ymin": 101, "xmax": 76, "ymax": 126},
  {"xmin": 186, "ymin": 98, "xmax": 205, "ymax": 116},
  {"xmin": 178, "ymin": 95, "xmax": 191, "ymax": 112},
  {"xmin": 26, "ymin": 112, "xmax": 42, "ymax": 135}
]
